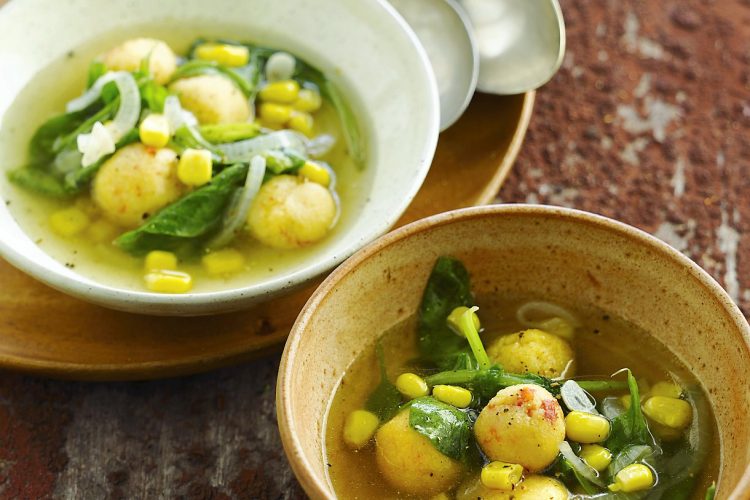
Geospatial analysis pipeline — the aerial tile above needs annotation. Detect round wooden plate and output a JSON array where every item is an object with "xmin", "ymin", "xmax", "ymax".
[{"xmin": 0, "ymin": 92, "xmax": 534, "ymax": 380}]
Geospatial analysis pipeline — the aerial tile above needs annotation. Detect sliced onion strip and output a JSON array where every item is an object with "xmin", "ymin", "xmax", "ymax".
[
  {"xmin": 164, "ymin": 95, "xmax": 198, "ymax": 132},
  {"xmin": 67, "ymin": 71, "xmax": 140, "ymax": 144},
  {"xmin": 306, "ymin": 133, "xmax": 336, "ymax": 158},
  {"xmin": 516, "ymin": 301, "xmax": 581, "ymax": 329},
  {"xmin": 559, "ymin": 441, "xmax": 605, "ymax": 487},
  {"xmin": 217, "ymin": 130, "xmax": 307, "ymax": 163},
  {"xmin": 207, "ymin": 156, "xmax": 267, "ymax": 249}
]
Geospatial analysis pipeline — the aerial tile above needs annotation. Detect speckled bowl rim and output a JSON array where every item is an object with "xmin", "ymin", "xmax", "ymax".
[
  {"xmin": 277, "ymin": 204, "xmax": 750, "ymax": 500},
  {"xmin": 0, "ymin": 0, "xmax": 440, "ymax": 316}
]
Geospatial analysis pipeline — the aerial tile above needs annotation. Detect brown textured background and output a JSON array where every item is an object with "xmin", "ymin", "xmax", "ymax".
[{"xmin": 0, "ymin": 0, "xmax": 749, "ymax": 498}]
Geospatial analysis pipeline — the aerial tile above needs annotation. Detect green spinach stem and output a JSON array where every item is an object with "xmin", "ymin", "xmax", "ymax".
[{"xmin": 459, "ymin": 307, "xmax": 491, "ymax": 370}]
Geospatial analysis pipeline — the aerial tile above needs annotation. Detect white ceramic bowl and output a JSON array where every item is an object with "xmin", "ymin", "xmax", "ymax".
[{"xmin": 0, "ymin": 0, "xmax": 439, "ymax": 315}]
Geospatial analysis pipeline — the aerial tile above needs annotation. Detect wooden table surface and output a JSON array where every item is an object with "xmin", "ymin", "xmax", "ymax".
[{"xmin": 1, "ymin": 0, "xmax": 749, "ymax": 498}]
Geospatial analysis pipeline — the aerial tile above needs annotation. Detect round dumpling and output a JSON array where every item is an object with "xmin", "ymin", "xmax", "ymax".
[
  {"xmin": 247, "ymin": 175, "xmax": 336, "ymax": 249},
  {"xmin": 456, "ymin": 474, "xmax": 569, "ymax": 500},
  {"xmin": 474, "ymin": 384, "xmax": 565, "ymax": 472},
  {"xmin": 92, "ymin": 143, "xmax": 183, "ymax": 228},
  {"xmin": 169, "ymin": 75, "xmax": 250, "ymax": 124},
  {"xmin": 487, "ymin": 328, "xmax": 575, "ymax": 378},
  {"xmin": 375, "ymin": 410, "xmax": 462, "ymax": 496},
  {"xmin": 102, "ymin": 38, "xmax": 177, "ymax": 85}
]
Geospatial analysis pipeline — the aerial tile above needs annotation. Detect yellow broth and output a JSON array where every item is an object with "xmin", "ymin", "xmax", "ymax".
[
  {"xmin": 324, "ymin": 293, "xmax": 719, "ymax": 499},
  {"xmin": 0, "ymin": 28, "xmax": 370, "ymax": 292}
]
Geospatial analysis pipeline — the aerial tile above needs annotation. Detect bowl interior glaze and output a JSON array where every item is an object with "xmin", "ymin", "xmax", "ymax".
[
  {"xmin": 0, "ymin": 0, "xmax": 439, "ymax": 314},
  {"xmin": 278, "ymin": 204, "xmax": 750, "ymax": 499}
]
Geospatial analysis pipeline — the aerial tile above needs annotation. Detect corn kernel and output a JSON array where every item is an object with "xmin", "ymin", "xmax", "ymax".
[
  {"xmin": 395, "ymin": 373, "xmax": 429, "ymax": 400},
  {"xmin": 259, "ymin": 79, "xmax": 300, "ymax": 104},
  {"xmin": 433, "ymin": 385, "xmax": 473, "ymax": 408},
  {"xmin": 608, "ymin": 464, "xmax": 654, "ymax": 492},
  {"xmin": 194, "ymin": 43, "xmax": 249, "ymax": 67},
  {"xmin": 299, "ymin": 161, "xmax": 331, "ymax": 186},
  {"xmin": 86, "ymin": 219, "xmax": 119, "ymax": 243},
  {"xmin": 642, "ymin": 396, "xmax": 692, "ymax": 429},
  {"xmin": 446, "ymin": 306, "xmax": 481, "ymax": 335},
  {"xmin": 202, "ymin": 248, "xmax": 245, "ymax": 276},
  {"xmin": 259, "ymin": 102, "xmax": 293, "ymax": 125},
  {"xmin": 293, "ymin": 88, "xmax": 322, "ymax": 113},
  {"xmin": 343, "ymin": 409, "xmax": 379, "ymax": 449},
  {"xmin": 650, "ymin": 381, "xmax": 683, "ymax": 399},
  {"xmin": 49, "ymin": 207, "xmax": 90, "ymax": 237},
  {"xmin": 144, "ymin": 270, "xmax": 193, "ymax": 294},
  {"xmin": 145, "ymin": 250, "xmax": 178, "ymax": 271},
  {"xmin": 579, "ymin": 444, "xmax": 613, "ymax": 472},
  {"xmin": 139, "ymin": 113, "xmax": 171, "ymax": 147},
  {"xmin": 565, "ymin": 411, "xmax": 611, "ymax": 443},
  {"xmin": 430, "ymin": 494, "xmax": 449, "ymax": 500},
  {"xmin": 178, "ymin": 148, "xmax": 213, "ymax": 186},
  {"xmin": 480, "ymin": 461, "xmax": 523, "ymax": 491},
  {"xmin": 538, "ymin": 316, "xmax": 575, "ymax": 340},
  {"xmin": 288, "ymin": 111, "xmax": 314, "ymax": 136}
]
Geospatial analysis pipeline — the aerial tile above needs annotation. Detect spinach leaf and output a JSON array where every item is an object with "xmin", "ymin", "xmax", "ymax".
[
  {"xmin": 6, "ymin": 166, "xmax": 71, "ymax": 198},
  {"xmin": 264, "ymin": 149, "xmax": 306, "ymax": 175},
  {"xmin": 605, "ymin": 369, "xmax": 654, "ymax": 453},
  {"xmin": 449, "ymin": 352, "xmax": 478, "ymax": 371},
  {"xmin": 115, "ymin": 163, "xmax": 248, "ymax": 256},
  {"xmin": 9, "ymin": 127, "xmax": 138, "ymax": 198},
  {"xmin": 199, "ymin": 123, "xmax": 260, "ymax": 144},
  {"xmin": 417, "ymin": 256, "xmax": 475, "ymax": 370},
  {"xmin": 424, "ymin": 366, "xmax": 558, "ymax": 403},
  {"xmin": 576, "ymin": 380, "xmax": 630, "ymax": 393},
  {"xmin": 408, "ymin": 396, "xmax": 472, "ymax": 461},
  {"xmin": 364, "ymin": 342, "xmax": 401, "ymax": 422},
  {"xmin": 172, "ymin": 125, "xmax": 223, "ymax": 158},
  {"xmin": 140, "ymin": 79, "xmax": 169, "ymax": 112},
  {"xmin": 290, "ymin": 57, "xmax": 365, "ymax": 168},
  {"xmin": 87, "ymin": 61, "xmax": 108, "ymax": 88},
  {"xmin": 28, "ymin": 110, "xmax": 89, "ymax": 162},
  {"xmin": 100, "ymin": 80, "xmax": 119, "ymax": 104},
  {"xmin": 705, "ymin": 482, "xmax": 716, "ymax": 500},
  {"xmin": 52, "ymin": 98, "xmax": 119, "ymax": 154}
]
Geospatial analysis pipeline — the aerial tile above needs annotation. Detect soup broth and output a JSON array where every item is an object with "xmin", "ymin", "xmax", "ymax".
[
  {"xmin": 0, "ymin": 26, "xmax": 370, "ymax": 293},
  {"xmin": 325, "ymin": 291, "xmax": 719, "ymax": 499}
]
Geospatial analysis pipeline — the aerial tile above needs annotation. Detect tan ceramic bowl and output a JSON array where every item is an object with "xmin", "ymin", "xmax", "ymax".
[{"xmin": 277, "ymin": 205, "xmax": 750, "ymax": 499}]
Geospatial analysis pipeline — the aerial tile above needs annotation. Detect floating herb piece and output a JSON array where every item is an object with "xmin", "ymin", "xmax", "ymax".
[
  {"xmin": 364, "ymin": 342, "xmax": 401, "ymax": 422},
  {"xmin": 408, "ymin": 396, "xmax": 473, "ymax": 462},
  {"xmin": 115, "ymin": 163, "xmax": 248, "ymax": 256},
  {"xmin": 606, "ymin": 369, "xmax": 655, "ymax": 453},
  {"xmin": 417, "ymin": 256, "xmax": 475, "ymax": 370}
]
